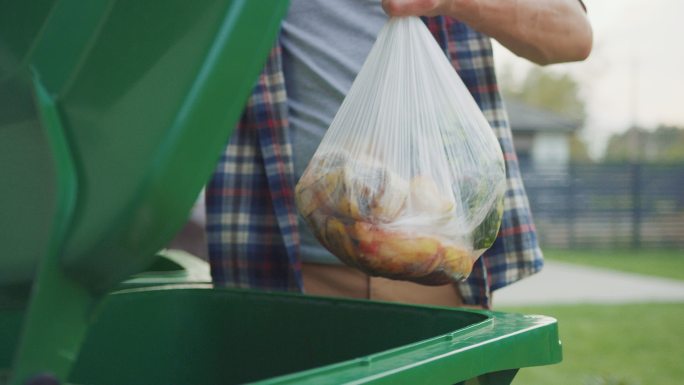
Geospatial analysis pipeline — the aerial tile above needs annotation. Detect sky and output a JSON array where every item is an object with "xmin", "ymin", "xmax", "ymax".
[{"xmin": 491, "ymin": 0, "xmax": 684, "ymax": 158}]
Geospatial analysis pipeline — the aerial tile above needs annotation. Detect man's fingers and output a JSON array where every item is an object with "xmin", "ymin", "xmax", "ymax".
[{"xmin": 382, "ymin": 0, "xmax": 443, "ymax": 17}]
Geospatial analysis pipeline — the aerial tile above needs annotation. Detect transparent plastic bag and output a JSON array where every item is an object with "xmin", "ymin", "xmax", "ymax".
[{"xmin": 295, "ymin": 17, "xmax": 506, "ymax": 285}]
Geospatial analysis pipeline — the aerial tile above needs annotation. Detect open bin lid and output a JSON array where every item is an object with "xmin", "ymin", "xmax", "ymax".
[
  {"xmin": 0, "ymin": 0, "xmax": 288, "ymax": 295},
  {"xmin": 0, "ymin": 1, "xmax": 289, "ymax": 382}
]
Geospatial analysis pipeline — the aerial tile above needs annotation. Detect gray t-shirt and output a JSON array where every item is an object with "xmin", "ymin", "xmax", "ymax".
[{"xmin": 281, "ymin": 0, "xmax": 387, "ymax": 264}]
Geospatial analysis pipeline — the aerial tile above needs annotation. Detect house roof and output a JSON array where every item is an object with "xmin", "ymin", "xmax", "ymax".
[{"xmin": 504, "ymin": 98, "xmax": 581, "ymax": 133}]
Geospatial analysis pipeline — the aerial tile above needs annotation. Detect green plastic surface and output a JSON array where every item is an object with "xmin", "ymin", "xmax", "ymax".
[
  {"xmin": 0, "ymin": 0, "xmax": 288, "ymax": 294},
  {"xmin": 0, "ymin": 0, "xmax": 58, "ymax": 80},
  {"xmin": 0, "ymin": 73, "xmax": 55, "ymax": 286},
  {"xmin": 0, "ymin": 0, "xmax": 289, "ymax": 382},
  {"xmin": 65, "ymin": 287, "xmax": 561, "ymax": 385},
  {"xmin": 7, "ymin": 74, "xmax": 96, "ymax": 384}
]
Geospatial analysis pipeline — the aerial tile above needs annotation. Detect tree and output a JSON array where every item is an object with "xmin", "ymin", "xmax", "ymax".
[
  {"xmin": 603, "ymin": 125, "xmax": 684, "ymax": 163},
  {"xmin": 500, "ymin": 66, "xmax": 591, "ymax": 162},
  {"xmin": 569, "ymin": 133, "xmax": 592, "ymax": 163},
  {"xmin": 502, "ymin": 66, "xmax": 587, "ymax": 124}
]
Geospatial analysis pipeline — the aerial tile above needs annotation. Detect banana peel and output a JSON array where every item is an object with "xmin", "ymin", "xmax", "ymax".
[{"xmin": 324, "ymin": 216, "xmax": 359, "ymax": 265}]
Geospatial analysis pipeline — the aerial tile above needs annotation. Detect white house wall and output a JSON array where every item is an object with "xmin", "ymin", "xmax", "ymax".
[{"xmin": 532, "ymin": 132, "xmax": 570, "ymax": 167}]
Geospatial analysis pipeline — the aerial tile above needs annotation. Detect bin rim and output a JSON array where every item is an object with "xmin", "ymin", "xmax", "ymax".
[{"xmin": 106, "ymin": 285, "xmax": 562, "ymax": 385}]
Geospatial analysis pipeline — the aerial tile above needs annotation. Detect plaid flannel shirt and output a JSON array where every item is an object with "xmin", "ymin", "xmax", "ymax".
[{"xmin": 206, "ymin": 16, "xmax": 543, "ymax": 308}]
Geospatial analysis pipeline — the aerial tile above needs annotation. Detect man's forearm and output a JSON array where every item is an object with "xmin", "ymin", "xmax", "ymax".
[
  {"xmin": 383, "ymin": 0, "xmax": 593, "ymax": 65},
  {"xmin": 446, "ymin": 0, "xmax": 592, "ymax": 65}
]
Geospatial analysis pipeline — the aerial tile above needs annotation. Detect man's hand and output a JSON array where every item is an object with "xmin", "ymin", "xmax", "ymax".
[
  {"xmin": 382, "ymin": 0, "xmax": 592, "ymax": 66},
  {"xmin": 382, "ymin": 0, "xmax": 447, "ymax": 17}
]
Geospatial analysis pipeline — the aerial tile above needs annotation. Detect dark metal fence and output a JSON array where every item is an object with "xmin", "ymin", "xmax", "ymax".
[{"xmin": 520, "ymin": 162, "xmax": 684, "ymax": 249}]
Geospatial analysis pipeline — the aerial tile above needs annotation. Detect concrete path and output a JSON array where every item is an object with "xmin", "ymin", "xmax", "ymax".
[{"xmin": 494, "ymin": 261, "xmax": 684, "ymax": 306}]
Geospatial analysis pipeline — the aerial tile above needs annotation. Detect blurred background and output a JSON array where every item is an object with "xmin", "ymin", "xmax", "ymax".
[{"xmin": 490, "ymin": 1, "xmax": 684, "ymax": 384}]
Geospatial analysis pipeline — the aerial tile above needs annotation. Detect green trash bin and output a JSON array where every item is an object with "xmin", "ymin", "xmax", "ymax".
[
  {"xmin": 0, "ymin": 1, "xmax": 561, "ymax": 384},
  {"xmin": 119, "ymin": 249, "xmax": 212, "ymax": 289},
  {"xmin": 67, "ymin": 287, "xmax": 560, "ymax": 385}
]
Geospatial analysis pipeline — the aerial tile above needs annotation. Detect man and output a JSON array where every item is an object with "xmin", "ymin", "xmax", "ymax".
[{"xmin": 205, "ymin": 0, "xmax": 592, "ymax": 308}]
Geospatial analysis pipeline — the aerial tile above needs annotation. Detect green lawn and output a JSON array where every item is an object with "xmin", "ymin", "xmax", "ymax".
[
  {"xmin": 498, "ymin": 303, "xmax": 684, "ymax": 385},
  {"xmin": 543, "ymin": 249, "xmax": 684, "ymax": 281}
]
